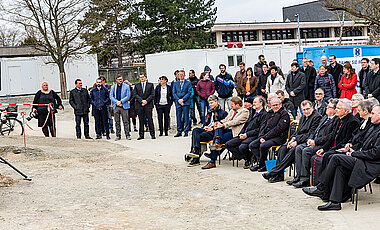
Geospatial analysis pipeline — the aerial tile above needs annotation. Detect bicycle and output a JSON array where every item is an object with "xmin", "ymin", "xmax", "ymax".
[{"xmin": 0, "ymin": 106, "xmax": 24, "ymax": 136}]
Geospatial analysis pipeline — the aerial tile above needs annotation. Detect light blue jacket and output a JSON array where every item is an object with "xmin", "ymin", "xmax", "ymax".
[
  {"xmin": 172, "ymin": 80, "xmax": 192, "ymax": 108},
  {"xmin": 110, "ymin": 83, "xmax": 130, "ymax": 109}
]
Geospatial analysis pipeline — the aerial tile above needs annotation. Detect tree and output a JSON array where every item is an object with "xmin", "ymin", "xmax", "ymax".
[
  {"xmin": 0, "ymin": 0, "xmax": 88, "ymax": 99},
  {"xmin": 134, "ymin": 0, "xmax": 217, "ymax": 56},
  {"xmin": 322, "ymin": 0, "xmax": 380, "ymax": 43},
  {"xmin": 81, "ymin": 0, "xmax": 135, "ymax": 68},
  {"xmin": 0, "ymin": 26, "xmax": 25, "ymax": 46}
]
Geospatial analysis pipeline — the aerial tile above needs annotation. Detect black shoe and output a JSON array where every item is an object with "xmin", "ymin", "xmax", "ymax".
[
  {"xmin": 258, "ymin": 166, "xmax": 267, "ymax": 172},
  {"xmin": 262, "ymin": 172, "xmax": 271, "ymax": 180},
  {"xmin": 85, "ymin": 136, "xmax": 93, "ymax": 140},
  {"xmin": 174, "ymin": 133, "xmax": 182, "ymax": 137},
  {"xmin": 317, "ymin": 201, "xmax": 341, "ymax": 211},
  {"xmin": 188, "ymin": 148, "xmax": 200, "ymax": 158},
  {"xmin": 151, "ymin": 136, "xmax": 156, "ymax": 139},
  {"xmin": 250, "ymin": 164, "xmax": 260, "ymax": 172},
  {"xmin": 268, "ymin": 175, "xmax": 284, "ymax": 183},
  {"xmin": 184, "ymin": 133, "xmax": 189, "ymax": 137},
  {"xmin": 243, "ymin": 161, "xmax": 251, "ymax": 169},
  {"xmin": 184, "ymin": 154, "xmax": 192, "ymax": 162},
  {"xmin": 110, "ymin": 129, "xmax": 115, "ymax": 134},
  {"xmin": 302, "ymin": 186, "xmax": 324, "ymax": 198},
  {"xmin": 106, "ymin": 135, "xmax": 111, "ymax": 140},
  {"xmin": 187, "ymin": 158, "xmax": 200, "ymax": 167},
  {"xmin": 165, "ymin": 131, "xmax": 168, "ymax": 136},
  {"xmin": 77, "ymin": 137, "xmax": 81, "ymax": 139},
  {"xmin": 159, "ymin": 133, "xmax": 163, "ymax": 136},
  {"xmin": 286, "ymin": 177, "xmax": 300, "ymax": 186},
  {"xmin": 137, "ymin": 137, "xmax": 144, "ymax": 140},
  {"xmin": 293, "ymin": 180, "xmax": 310, "ymax": 188},
  {"xmin": 96, "ymin": 136, "xmax": 102, "ymax": 139}
]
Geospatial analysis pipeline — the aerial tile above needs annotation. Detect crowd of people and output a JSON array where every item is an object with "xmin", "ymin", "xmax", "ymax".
[{"xmin": 30, "ymin": 54, "xmax": 380, "ymax": 211}]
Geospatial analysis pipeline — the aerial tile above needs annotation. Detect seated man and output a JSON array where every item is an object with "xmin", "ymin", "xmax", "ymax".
[
  {"xmin": 262, "ymin": 100, "xmax": 322, "ymax": 183},
  {"xmin": 291, "ymin": 99, "xmax": 340, "ymax": 187},
  {"xmin": 202, "ymin": 96, "xmax": 249, "ymax": 169},
  {"xmin": 313, "ymin": 88, "xmax": 328, "ymax": 116},
  {"xmin": 276, "ymin": 89, "xmax": 295, "ymax": 120},
  {"xmin": 303, "ymin": 105, "xmax": 380, "ymax": 211},
  {"xmin": 310, "ymin": 98, "xmax": 360, "ymax": 183},
  {"xmin": 249, "ymin": 97, "xmax": 290, "ymax": 172},
  {"xmin": 225, "ymin": 96, "xmax": 267, "ymax": 168},
  {"xmin": 187, "ymin": 95, "xmax": 227, "ymax": 166}
]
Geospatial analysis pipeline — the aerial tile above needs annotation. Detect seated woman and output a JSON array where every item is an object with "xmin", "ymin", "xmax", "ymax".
[
  {"xmin": 202, "ymin": 97, "xmax": 249, "ymax": 169},
  {"xmin": 186, "ymin": 95, "xmax": 227, "ymax": 167}
]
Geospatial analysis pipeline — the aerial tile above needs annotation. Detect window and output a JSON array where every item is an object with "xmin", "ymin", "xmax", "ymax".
[
  {"xmin": 209, "ymin": 33, "xmax": 216, "ymax": 45},
  {"xmin": 301, "ymin": 28, "xmax": 329, "ymax": 39},
  {"xmin": 236, "ymin": 55, "xmax": 243, "ymax": 65},
  {"xmin": 334, "ymin": 27, "xmax": 363, "ymax": 37},
  {"xmin": 227, "ymin": 55, "xmax": 244, "ymax": 67},
  {"xmin": 222, "ymin": 31, "xmax": 257, "ymax": 42},
  {"xmin": 228, "ymin": 56, "xmax": 235, "ymax": 67},
  {"xmin": 262, "ymin": 29, "xmax": 295, "ymax": 40}
]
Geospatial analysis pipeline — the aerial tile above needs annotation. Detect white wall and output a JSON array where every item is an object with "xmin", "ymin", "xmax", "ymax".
[{"xmin": 146, "ymin": 45, "xmax": 302, "ymax": 82}]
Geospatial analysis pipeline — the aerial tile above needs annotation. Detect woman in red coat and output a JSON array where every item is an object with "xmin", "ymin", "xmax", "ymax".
[{"xmin": 339, "ymin": 62, "xmax": 357, "ymax": 100}]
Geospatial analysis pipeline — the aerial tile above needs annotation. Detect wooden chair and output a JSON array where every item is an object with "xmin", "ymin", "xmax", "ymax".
[{"xmin": 200, "ymin": 141, "xmax": 227, "ymax": 165}]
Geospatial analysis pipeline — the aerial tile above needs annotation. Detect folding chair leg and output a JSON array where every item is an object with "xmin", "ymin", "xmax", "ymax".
[
  {"xmin": 355, "ymin": 189, "xmax": 358, "ymax": 211},
  {"xmin": 364, "ymin": 185, "xmax": 367, "ymax": 192},
  {"xmin": 236, "ymin": 159, "xmax": 239, "ymax": 168},
  {"xmin": 351, "ymin": 189, "xmax": 355, "ymax": 204},
  {"xmin": 369, "ymin": 182, "xmax": 373, "ymax": 194},
  {"xmin": 218, "ymin": 151, "xmax": 221, "ymax": 165}
]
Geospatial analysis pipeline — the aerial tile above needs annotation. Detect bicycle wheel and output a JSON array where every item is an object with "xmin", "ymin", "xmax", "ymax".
[{"xmin": 0, "ymin": 117, "xmax": 24, "ymax": 136}]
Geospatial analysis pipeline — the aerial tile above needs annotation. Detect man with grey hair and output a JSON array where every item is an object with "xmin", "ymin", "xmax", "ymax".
[
  {"xmin": 267, "ymin": 93, "xmax": 278, "ymax": 110},
  {"xmin": 321, "ymin": 56, "xmax": 328, "ymax": 66},
  {"xmin": 309, "ymin": 98, "xmax": 360, "ymax": 185}
]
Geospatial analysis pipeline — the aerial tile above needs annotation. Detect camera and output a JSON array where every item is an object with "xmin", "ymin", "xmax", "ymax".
[{"xmin": 26, "ymin": 110, "xmax": 38, "ymax": 121}]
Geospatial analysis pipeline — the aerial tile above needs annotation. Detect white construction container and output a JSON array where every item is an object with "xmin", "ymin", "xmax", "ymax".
[{"xmin": 0, "ymin": 54, "xmax": 98, "ymax": 96}]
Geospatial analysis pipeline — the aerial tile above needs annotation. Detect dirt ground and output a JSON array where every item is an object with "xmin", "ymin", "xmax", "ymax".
[{"xmin": 0, "ymin": 100, "xmax": 379, "ymax": 229}]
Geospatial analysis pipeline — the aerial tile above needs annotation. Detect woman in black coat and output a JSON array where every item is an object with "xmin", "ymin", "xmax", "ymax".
[
  {"xmin": 154, "ymin": 76, "xmax": 173, "ymax": 136},
  {"xmin": 32, "ymin": 82, "xmax": 63, "ymax": 137}
]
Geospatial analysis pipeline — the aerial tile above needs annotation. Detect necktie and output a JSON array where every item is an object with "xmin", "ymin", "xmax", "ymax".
[
  {"xmin": 333, "ymin": 119, "xmax": 343, "ymax": 147},
  {"xmin": 314, "ymin": 118, "xmax": 330, "ymax": 139},
  {"xmin": 180, "ymin": 81, "xmax": 184, "ymax": 90},
  {"xmin": 246, "ymin": 77, "xmax": 251, "ymax": 93},
  {"xmin": 142, "ymin": 83, "xmax": 145, "ymax": 93}
]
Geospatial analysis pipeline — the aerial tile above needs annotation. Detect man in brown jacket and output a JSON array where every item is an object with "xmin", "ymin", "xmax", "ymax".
[
  {"xmin": 234, "ymin": 62, "xmax": 246, "ymax": 99},
  {"xmin": 202, "ymin": 97, "xmax": 249, "ymax": 169}
]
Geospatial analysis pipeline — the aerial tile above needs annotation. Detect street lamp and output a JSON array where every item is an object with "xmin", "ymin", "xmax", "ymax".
[{"xmin": 295, "ymin": 14, "xmax": 301, "ymax": 52}]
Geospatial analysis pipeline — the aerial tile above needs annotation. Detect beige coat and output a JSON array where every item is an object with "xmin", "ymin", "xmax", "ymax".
[
  {"xmin": 221, "ymin": 107, "xmax": 249, "ymax": 137},
  {"xmin": 266, "ymin": 74, "xmax": 287, "ymax": 96}
]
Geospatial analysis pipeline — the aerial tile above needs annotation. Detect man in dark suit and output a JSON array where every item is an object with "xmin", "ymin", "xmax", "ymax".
[
  {"xmin": 303, "ymin": 105, "xmax": 380, "ymax": 211},
  {"xmin": 225, "ymin": 96, "xmax": 267, "ymax": 168},
  {"xmin": 172, "ymin": 70, "xmax": 192, "ymax": 137},
  {"xmin": 327, "ymin": 55, "xmax": 343, "ymax": 98},
  {"xmin": 365, "ymin": 58, "xmax": 380, "ymax": 102},
  {"xmin": 358, "ymin": 58, "xmax": 370, "ymax": 95},
  {"xmin": 133, "ymin": 73, "xmax": 155, "ymax": 140},
  {"xmin": 300, "ymin": 58, "xmax": 317, "ymax": 101},
  {"xmin": 262, "ymin": 100, "xmax": 322, "ymax": 183},
  {"xmin": 285, "ymin": 62, "xmax": 306, "ymax": 118}
]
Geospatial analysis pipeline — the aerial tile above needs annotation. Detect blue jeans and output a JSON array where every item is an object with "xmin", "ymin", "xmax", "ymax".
[
  {"xmin": 75, "ymin": 114, "xmax": 90, "ymax": 138},
  {"xmin": 175, "ymin": 105, "xmax": 190, "ymax": 133},
  {"xmin": 210, "ymin": 129, "xmax": 233, "ymax": 162},
  {"xmin": 199, "ymin": 99, "xmax": 209, "ymax": 124}
]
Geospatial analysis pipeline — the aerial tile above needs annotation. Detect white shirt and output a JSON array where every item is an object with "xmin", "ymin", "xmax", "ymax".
[{"xmin": 159, "ymin": 86, "xmax": 168, "ymax": 105}]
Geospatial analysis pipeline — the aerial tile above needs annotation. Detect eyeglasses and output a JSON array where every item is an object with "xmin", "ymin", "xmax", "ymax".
[
  {"xmin": 327, "ymin": 106, "xmax": 335, "ymax": 109},
  {"xmin": 315, "ymin": 93, "xmax": 323, "ymax": 95},
  {"xmin": 271, "ymin": 104, "xmax": 280, "ymax": 107}
]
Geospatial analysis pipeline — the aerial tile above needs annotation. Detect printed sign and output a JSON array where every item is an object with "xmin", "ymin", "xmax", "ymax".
[{"xmin": 353, "ymin": 48, "xmax": 362, "ymax": 57}]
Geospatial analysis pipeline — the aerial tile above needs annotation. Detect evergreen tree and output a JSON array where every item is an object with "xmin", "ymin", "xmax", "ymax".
[{"xmin": 134, "ymin": 0, "xmax": 216, "ymax": 56}]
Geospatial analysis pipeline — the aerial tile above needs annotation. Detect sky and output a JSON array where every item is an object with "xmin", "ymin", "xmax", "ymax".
[{"xmin": 215, "ymin": 0, "xmax": 315, "ymax": 23}]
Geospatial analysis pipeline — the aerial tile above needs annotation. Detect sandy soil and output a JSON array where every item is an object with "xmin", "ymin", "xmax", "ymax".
[{"xmin": 0, "ymin": 100, "xmax": 379, "ymax": 229}]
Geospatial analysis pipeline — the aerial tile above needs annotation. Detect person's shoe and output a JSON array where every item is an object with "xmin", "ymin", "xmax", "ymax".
[
  {"xmin": 115, "ymin": 136, "xmax": 121, "ymax": 141},
  {"xmin": 210, "ymin": 143, "xmax": 222, "ymax": 150},
  {"xmin": 201, "ymin": 161, "xmax": 216, "ymax": 169},
  {"xmin": 302, "ymin": 186, "xmax": 324, "ymax": 198},
  {"xmin": 106, "ymin": 135, "xmax": 111, "ymax": 140},
  {"xmin": 317, "ymin": 202, "xmax": 341, "ymax": 211},
  {"xmin": 187, "ymin": 158, "xmax": 200, "ymax": 167},
  {"xmin": 96, "ymin": 136, "xmax": 102, "ymax": 139},
  {"xmin": 262, "ymin": 172, "xmax": 272, "ymax": 180},
  {"xmin": 151, "ymin": 136, "xmax": 156, "ymax": 139},
  {"xmin": 268, "ymin": 175, "xmax": 284, "ymax": 183},
  {"xmin": 134, "ymin": 127, "xmax": 138, "ymax": 132},
  {"xmin": 126, "ymin": 136, "xmax": 131, "ymax": 140},
  {"xmin": 188, "ymin": 149, "xmax": 200, "ymax": 158},
  {"xmin": 77, "ymin": 137, "xmax": 81, "ymax": 139},
  {"xmin": 165, "ymin": 131, "xmax": 168, "ymax": 136},
  {"xmin": 85, "ymin": 136, "xmax": 93, "ymax": 140},
  {"xmin": 184, "ymin": 133, "xmax": 189, "ymax": 137},
  {"xmin": 110, "ymin": 129, "xmax": 115, "ymax": 134},
  {"xmin": 293, "ymin": 180, "xmax": 310, "ymax": 188},
  {"xmin": 243, "ymin": 161, "xmax": 251, "ymax": 169},
  {"xmin": 250, "ymin": 164, "xmax": 260, "ymax": 172},
  {"xmin": 159, "ymin": 133, "xmax": 163, "ymax": 136},
  {"xmin": 174, "ymin": 133, "xmax": 182, "ymax": 137},
  {"xmin": 286, "ymin": 177, "xmax": 300, "ymax": 186},
  {"xmin": 145, "ymin": 127, "xmax": 149, "ymax": 132},
  {"xmin": 184, "ymin": 154, "xmax": 191, "ymax": 162},
  {"xmin": 258, "ymin": 166, "xmax": 267, "ymax": 172},
  {"xmin": 137, "ymin": 137, "xmax": 144, "ymax": 140}
]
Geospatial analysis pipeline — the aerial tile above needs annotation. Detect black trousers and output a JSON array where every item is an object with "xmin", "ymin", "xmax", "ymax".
[
  {"xmin": 156, "ymin": 104, "xmax": 171, "ymax": 134},
  {"xmin": 191, "ymin": 128, "xmax": 213, "ymax": 150},
  {"xmin": 268, "ymin": 144, "xmax": 296, "ymax": 178},
  {"xmin": 294, "ymin": 143, "xmax": 321, "ymax": 181},
  {"xmin": 94, "ymin": 108, "xmax": 109, "ymax": 137},
  {"xmin": 137, "ymin": 107, "xmax": 155, "ymax": 138},
  {"xmin": 249, "ymin": 138, "xmax": 280, "ymax": 167},
  {"xmin": 320, "ymin": 154, "xmax": 356, "ymax": 203},
  {"xmin": 225, "ymin": 136, "xmax": 256, "ymax": 161}
]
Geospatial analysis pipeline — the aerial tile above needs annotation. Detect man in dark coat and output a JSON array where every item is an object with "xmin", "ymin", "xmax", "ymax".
[
  {"xmin": 249, "ymin": 97, "xmax": 290, "ymax": 172},
  {"xmin": 327, "ymin": 55, "xmax": 343, "ymax": 98},
  {"xmin": 300, "ymin": 58, "xmax": 317, "ymax": 101},
  {"xmin": 188, "ymin": 70, "xmax": 201, "ymax": 125},
  {"xmin": 285, "ymin": 62, "xmax": 306, "ymax": 118},
  {"xmin": 133, "ymin": 73, "xmax": 155, "ymax": 140},
  {"xmin": 70, "ymin": 79, "xmax": 92, "ymax": 139},
  {"xmin": 365, "ymin": 58, "xmax": 380, "ymax": 102},
  {"xmin": 254, "ymin": 54, "xmax": 266, "ymax": 77},
  {"xmin": 302, "ymin": 105, "xmax": 380, "ymax": 211},
  {"xmin": 90, "ymin": 78, "xmax": 110, "ymax": 139},
  {"xmin": 225, "ymin": 96, "xmax": 267, "ymax": 168},
  {"xmin": 262, "ymin": 100, "xmax": 322, "ymax": 183},
  {"xmin": 276, "ymin": 89, "xmax": 295, "ymax": 119},
  {"xmin": 358, "ymin": 58, "xmax": 370, "ymax": 95},
  {"xmin": 312, "ymin": 88, "xmax": 328, "ymax": 116}
]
